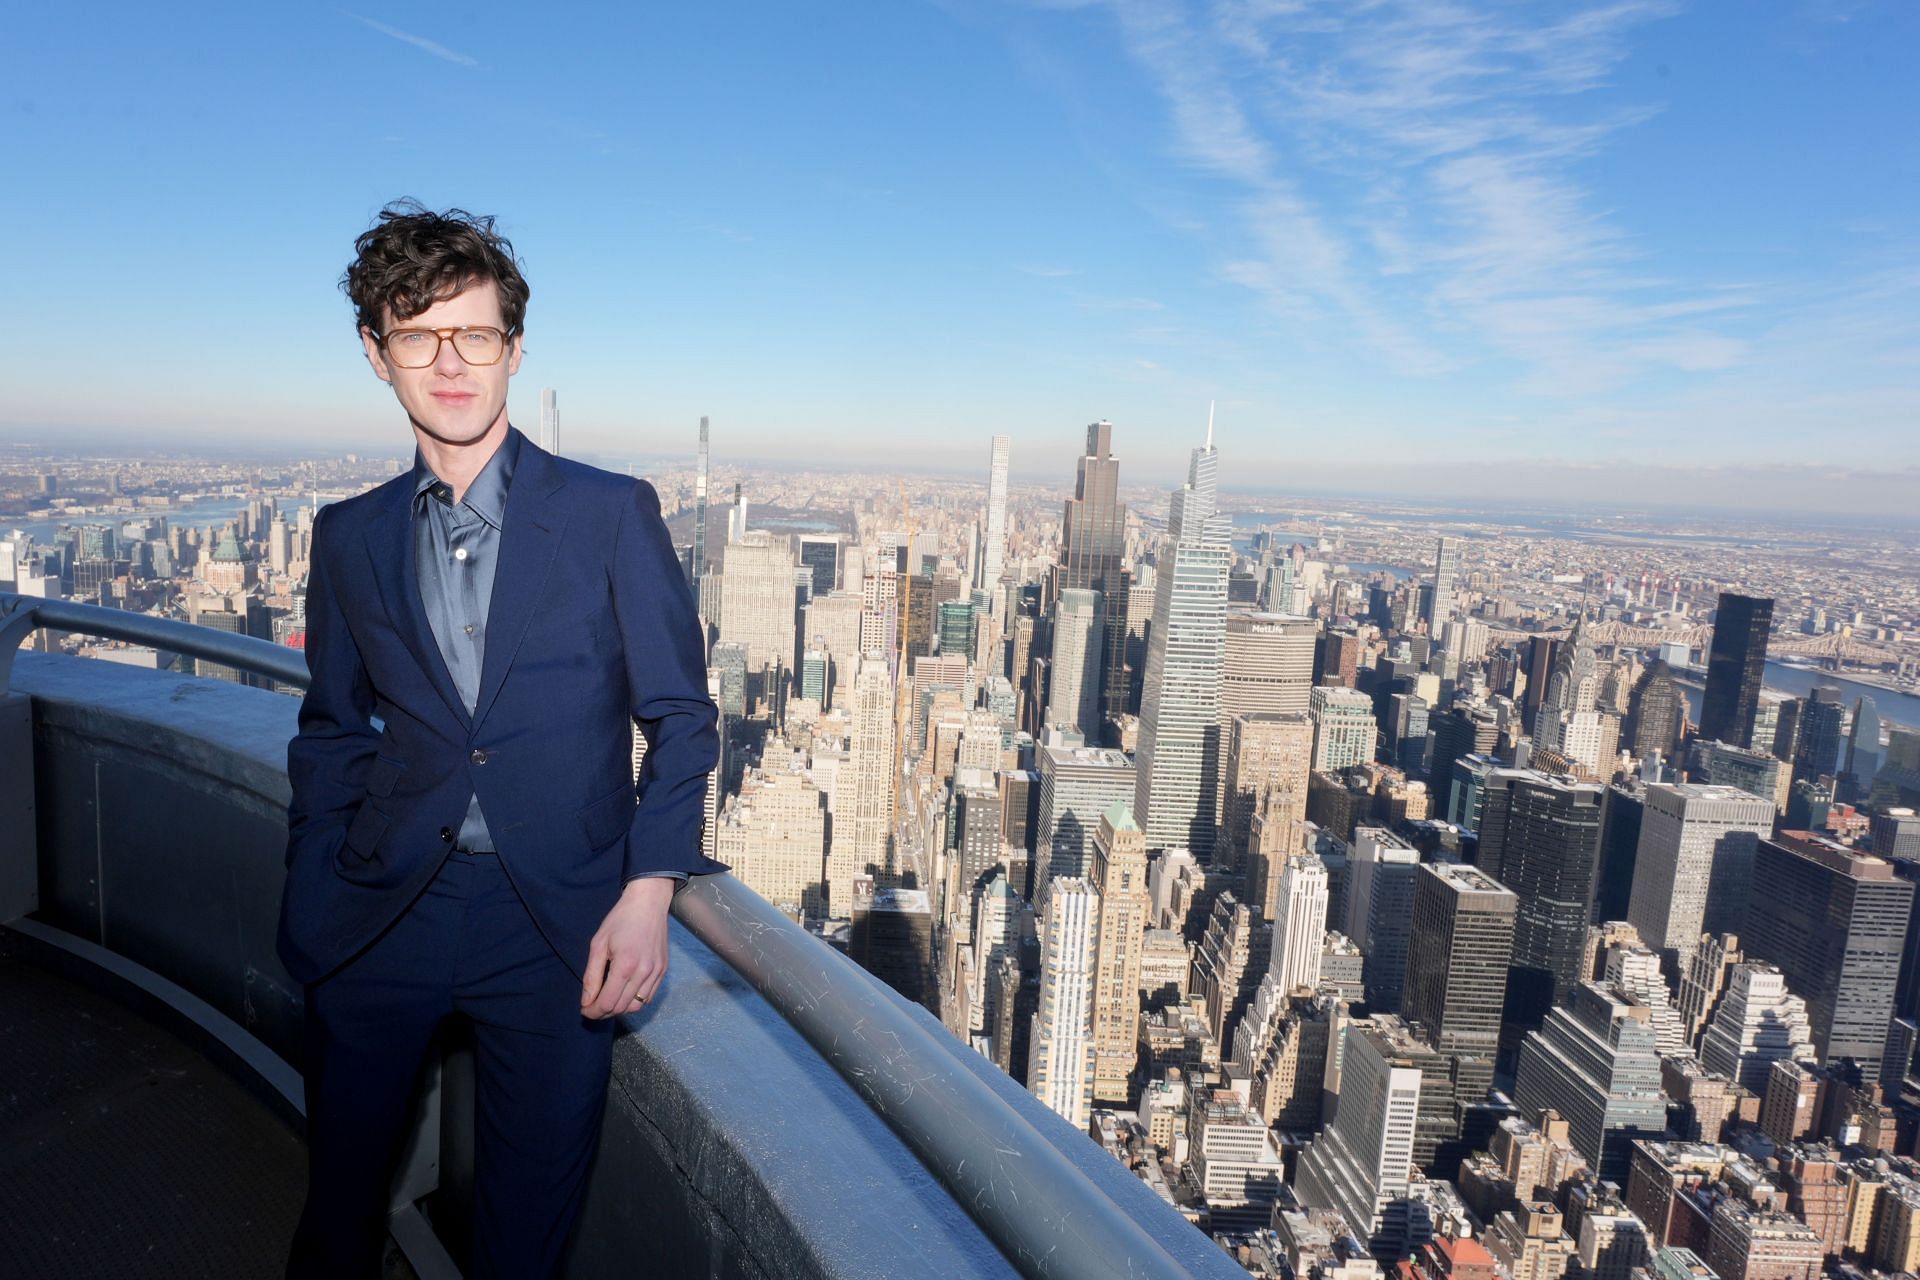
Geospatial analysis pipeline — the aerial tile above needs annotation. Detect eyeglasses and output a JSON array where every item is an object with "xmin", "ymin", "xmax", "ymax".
[{"xmin": 374, "ymin": 325, "xmax": 510, "ymax": 368}]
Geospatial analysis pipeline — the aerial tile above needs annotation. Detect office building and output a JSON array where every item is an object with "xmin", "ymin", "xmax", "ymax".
[
  {"xmin": 1789, "ymin": 686, "xmax": 1844, "ymax": 788},
  {"xmin": 1698, "ymin": 964, "xmax": 1816, "ymax": 1095},
  {"xmin": 839, "ymin": 652, "xmax": 897, "ymax": 898},
  {"xmin": 1477, "ymin": 770, "xmax": 1607, "ymax": 1011},
  {"xmin": 1189, "ymin": 1090, "xmax": 1288, "ymax": 1232},
  {"xmin": 1627, "ymin": 660, "xmax": 1685, "ymax": 761},
  {"xmin": 1426, "ymin": 536, "xmax": 1460, "ymax": 633},
  {"xmin": 716, "ymin": 745, "xmax": 829, "ymax": 918},
  {"xmin": 1626, "ymin": 784, "xmax": 1776, "ymax": 978},
  {"xmin": 1404, "ymin": 863, "xmax": 1518, "ymax": 1108},
  {"xmin": 1267, "ymin": 852, "xmax": 1330, "ymax": 996},
  {"xmin": 1311, "ymin": 685, "xmax": 1378, "ymax": 772},
  {"xmin": 1222, "ymin": 611, "xmax": 1317, "ymax": 721},
  {"xmin": 1429, "ymin": 703, "xmax": 1503, "ymax": 824},
  {"xmin": 1693, "ymin": 739, "xmax": 1790, "ymax": 815},
  {"xmin": 1347, "ymin": 827, "xmax": 1420, "ymax": 1014},
  {"xmin": 1058, "ymin": 420, "xmax": 1130, "ymax": 730},
  {"xmin": 538, "ymin": 386, "xmax": 558, "ymax": 454},
  {"xmin": 850, "ymin": 881, "xmax": 933, "ymax": 1009},
  {"xmin": 1089, "ymin": 805, "xmax": 1149, "ymax": 1104},
  {"xmin": 1028, "ymin": 876, "xmax": 1099, "ymax": 1129},
  {"xmin": 1700, "ymin": 593, "xmax": 1772, "ymax": 751},
  {"xmin": 1294, "ymin": 1024, "xmax": 1427, "ymax": 1258},
  {"xmin": 797, "ymin": 533, "xmax": 840, "ymax": 599},
  {"xmin": 718, "ymin": 529, "xmax": 798, "ymax": 684},
  {"xmin": 1136, "ymin": 428, "xmax": 1232, "ymax": 860},
  {"xmin": 1045, "ymin": 587, "xmax": 1104, "ymax": 736},
  {"xmin": 936, "ymin": 599, "xmax": 977, "ymax": 662},
  {"xmin": 1512, "ymin": 983, "xmax": 1667, "ymax": 1183},
  {"xmin": 1222, "ymin": 710, "xmax": 1313, "ymax": 872},
  {"xmin": 1035, "ymin": 744, "xmax": 1136, "ymax": 886},
  {"xmin": 1743, "ymin": 831, "xmax": 1913, "ymax": 1080},
  {"xmin": 1534, "ymin": 619, "xmax": 1607, "ymax": 777}
]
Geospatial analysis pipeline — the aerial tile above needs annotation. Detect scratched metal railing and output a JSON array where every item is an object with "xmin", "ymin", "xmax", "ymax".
[{"xmin": 0, "ymin": 591, "xmax": 1217, "ymax": 1280}]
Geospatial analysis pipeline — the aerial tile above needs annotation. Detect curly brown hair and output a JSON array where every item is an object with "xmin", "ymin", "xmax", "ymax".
[{"xmin": 341, "ymin": 199, "xmax": 530, "ymax": 337}]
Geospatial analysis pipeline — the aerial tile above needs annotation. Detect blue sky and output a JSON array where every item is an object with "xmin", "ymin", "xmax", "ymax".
[{"xmin": 2, "ymin": 2, "xmax": 1915, "ymax": 509}]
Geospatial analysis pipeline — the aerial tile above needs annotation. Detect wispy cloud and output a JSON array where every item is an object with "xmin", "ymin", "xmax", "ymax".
[
  {"xmin": 346, "ymin": 13, "xmax": 480, "ymax": 67},
  {"xmin": 1053, "ymin": 0, "xmax": 1776, "ymax": 394}
]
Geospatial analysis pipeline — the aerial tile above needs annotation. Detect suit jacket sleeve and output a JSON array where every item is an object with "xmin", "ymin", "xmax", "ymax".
[
  {"xmin": 285, "ymin": 504, "xmax": 380, "ymax": 868},
  {"xmin": 611, "ymin": 477, "xmax": 724, "ymax": 880}
]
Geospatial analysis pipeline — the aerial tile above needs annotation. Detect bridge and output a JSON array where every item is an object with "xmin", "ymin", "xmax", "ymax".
[
  {"xmin": 1486, "ymin": 618, "xmax": 1901, "ymax": 667},
  {"xmin": 0, "ymin": 591, "xmax": 1240, "ymax": 1279}
]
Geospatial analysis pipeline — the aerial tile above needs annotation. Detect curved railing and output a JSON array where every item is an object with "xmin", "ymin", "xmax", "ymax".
[{"xmin": 0, "ymin": 591, "xmax": 1236, "ymax": 1280}]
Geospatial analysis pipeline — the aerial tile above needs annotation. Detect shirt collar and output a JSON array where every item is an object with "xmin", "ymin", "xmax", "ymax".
[{"xmin": 411, "ymin": 429, "xmax": 519, "ymax": 530}]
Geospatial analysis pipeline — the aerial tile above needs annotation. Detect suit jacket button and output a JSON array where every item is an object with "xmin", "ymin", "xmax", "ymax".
[
  {"xmin": 470, "ymin": 749, "xmax": 489, "ymax": 766},
  {"xmin": 439, "ymin": 827, "xmax": 454, "ymax": 843}
]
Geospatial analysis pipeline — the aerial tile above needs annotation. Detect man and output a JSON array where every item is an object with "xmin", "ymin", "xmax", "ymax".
[{"xmin": 278, "ymin": 201, "xmax": 723, "ymax": 1278}]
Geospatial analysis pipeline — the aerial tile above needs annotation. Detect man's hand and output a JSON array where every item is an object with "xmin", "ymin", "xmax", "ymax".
[{"xmin": 580, "ymin": 877, "xmax": 676, "ymax": 1019}]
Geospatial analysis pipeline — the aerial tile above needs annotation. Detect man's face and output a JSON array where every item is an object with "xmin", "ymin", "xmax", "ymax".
[{"xmin": 360, "ymin": 282, "xmax": 523, "ymax": 447}]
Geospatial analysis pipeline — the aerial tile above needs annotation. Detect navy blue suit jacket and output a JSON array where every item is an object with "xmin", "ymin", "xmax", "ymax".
[{"xmin": 277, "ymin": 430, "xmax": 723, "ymax": 985}]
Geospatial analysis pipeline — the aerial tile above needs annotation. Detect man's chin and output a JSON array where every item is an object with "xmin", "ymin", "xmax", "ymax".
[{"xmin": 410, "ymin": 415, "xmax": 504, "ymax": 448}]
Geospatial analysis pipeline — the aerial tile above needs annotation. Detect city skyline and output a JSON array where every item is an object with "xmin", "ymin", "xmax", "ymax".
[{"xmin": 4, "ymin": 3, "xmax": 1917, "ymax": 514}]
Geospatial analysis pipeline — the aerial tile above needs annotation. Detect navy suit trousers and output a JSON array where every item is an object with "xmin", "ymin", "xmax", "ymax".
[{"xmin": 286, "ymin": 851, "xmax": 613, "ymax": 1279}]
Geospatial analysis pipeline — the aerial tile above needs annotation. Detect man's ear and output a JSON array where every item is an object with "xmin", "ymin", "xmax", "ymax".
[
  {"xmin": 506, "ymin": 331, "xmax": 525, "ymax": 377},
  {"xmin": 360, "ymin": 325, "xmax": 394, "ymax": 385}
]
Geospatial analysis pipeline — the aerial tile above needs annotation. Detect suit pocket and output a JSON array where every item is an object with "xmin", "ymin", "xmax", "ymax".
[
  {"xmin": 341, "ymin": 802, "xmax": 391, "ymax": 862},
  {"xmin": 578, "ymin": 783, "xmax": 635, "ymax": 852},
  {"xmin": 366, "ymin": 754, "xmax": 406, "ymax": 798}
]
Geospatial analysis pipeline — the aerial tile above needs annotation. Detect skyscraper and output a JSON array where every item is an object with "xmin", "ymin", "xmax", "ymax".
[
  {"xmin": 1222, "ymin": 711, "xmax": 1313, "ymax": 874},
  {"xmin": 1222, "ymin": 612, "xmax": 1318, "ymax": 720},
  {"xmin": 840, "ymin": 652, "xmax": 897, "ymax": 897},
  {"xmin": 1044, "ymin": 587, "xmax": 1104, "ymax": 736},
  {"xmin": 796, "ymin": 533, "xmax": 840, "ymax": 598},
  {"xmin": 1534, "ymin": 618, "xmax": 1606, "ymax": 777},
  {"xmin": 539, "ymin": 386, "xmax": 558, "ymax": 454},
  {"xmin": 1267, "ymin": 852, "xmax": 1330, "ymax": 996},
  {"xmin": 1426, "ymin": 536, "xmax": 1460, "ymax": 634},
  {"xmin": 717, "ymin": 530, "xmax": 798, "ymax": 694},
  {"xmin": 1790, "ymin": 686, "xmax": 1846, "ymax": 787},
  {"xmin": 1697, "ymin": 964, "xmax": 1816, "ymax": 1095},
  {"xmin": 1028, "ymin": 876, "xmax": 1099, "ymax": 1128},
  {"xmin": 1743, "ymin": 831, "xmax": 1914, "ymax": 1081},
  {"xmin": 1089, "ymin": 804, "xmax": 1149, "ymax": 1103},
  {"xmin": 1842, "ymin": 695, "xmax": 1884, "ymax": 802},
  {"xmin": 1294, "ymin": 1024, "xmax": 1427, "ymax": 1258},
  {"xmin": 1626, "ymin": 660, "xmax": 1685, "ymax": 762},
  {"xmin": 1625, "ymin": 784, "xmax": 1777, "ymax": 979},
  {"xmin": 1311, "ymin": 685, "xmax": 1378, "ymax": 772},
  {"xmin": 1700, "ymin": 593, "xmax": 1773, "ymax": 750},
  {"xmin": 1511, "ymin": 983, "xmax": 1667, "ymax": 1183},
  {"xmin": 975, "ymin": 435, "xmax": 1010, "ymax": 594},
  {"xmin": 1035, "ymin": 744, "xmax": 1136, "ymax": 886},
  {"xmin": 1405, "ymin": 863, "xmax": 1517, "ymax": 1110},
  {"xmin": 1059, "ymin": 421, "xmax": 1130, "ymax": 734},
  {"xmin": 1477, "ymin": 770, "xmax": 1607, "ymax": 1017},
  {"xmin": 1136, "ymin": 425, "xmax": 1232, "ymax": 860},
  {"xmin": 689, "ymin": 416, "xmax": 710, "ymax": 590}
]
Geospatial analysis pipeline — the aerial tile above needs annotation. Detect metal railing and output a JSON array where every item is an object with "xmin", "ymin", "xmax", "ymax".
[{"xmin": 0, "ymin": 591, "xmax": 1217, "ymax": 1280}]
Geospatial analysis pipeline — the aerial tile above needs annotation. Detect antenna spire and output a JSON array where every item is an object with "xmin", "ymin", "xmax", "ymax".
[{"xmin": 1206, "ymin": 400, "xmax": 1215, "ymax": 450}]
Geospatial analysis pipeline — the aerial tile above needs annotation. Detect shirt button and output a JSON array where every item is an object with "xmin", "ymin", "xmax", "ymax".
[
  {"xmin": 464, "ymin": 624, "xmax": 475, "ymax": 635},
  {"xmin": 471, "ymin": 749, "xmax": 489, "ymax": 766},
  {"xmin": 439, "ymin": 827, "xmax": 454, "ymax": 842},
  {"xmin": 454, "ymin": 547, "xmax": 469, "ymax": 561}
]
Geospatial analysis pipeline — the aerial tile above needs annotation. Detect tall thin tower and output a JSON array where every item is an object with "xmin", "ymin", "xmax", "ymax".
[
  {"xmin": 976, "ymin": 435, "xmax": 1011, "ymax": 594},
  {"xmin": 690, "ymin": 416, "xmax": 710, "ymax": 590},
  {"xmin": 539, "ymin": 387, "xmax": 559, "ymax": 455},
  {"xmin": 1426, "ymin": 536, "xmax": 1459, "ymax": 633},
  {"xmin": 1135, "ymin": 411, "xmax": 1231, "ymax": 859}
]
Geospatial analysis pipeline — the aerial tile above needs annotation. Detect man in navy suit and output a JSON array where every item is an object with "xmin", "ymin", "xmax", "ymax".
[{"xmin": 279, "ymin": 202, "xmax": 723, "ymax": 1278}]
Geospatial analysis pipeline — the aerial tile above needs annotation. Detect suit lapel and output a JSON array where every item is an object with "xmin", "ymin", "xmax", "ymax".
[
  {"xmin": 363, "ymin": 477, "xmax": 471, "ymax": 729},
  {"xmin": 470, "ymin": 440, "xmax": 570, "ymax": 733}
]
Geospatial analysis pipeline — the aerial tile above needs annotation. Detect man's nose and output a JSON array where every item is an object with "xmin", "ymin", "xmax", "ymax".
[{"xmin": 434, "ymin": 335, "xmax": 467, "ymax": 375}]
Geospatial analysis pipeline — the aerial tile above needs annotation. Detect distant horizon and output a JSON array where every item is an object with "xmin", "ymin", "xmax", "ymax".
[{"xmin": 7, "ymin": 419, "xmax": 1918, "ymax": 529}]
